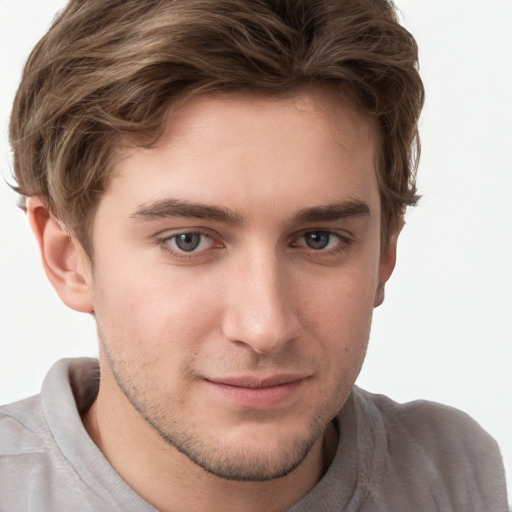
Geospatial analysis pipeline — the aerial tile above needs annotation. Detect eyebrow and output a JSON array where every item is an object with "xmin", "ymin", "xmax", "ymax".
[
  {"xmin": 131, "ymin": 198, "xmax": 243, "ymax": 225},
  {"xmin": 130, "ymin": 198, "xmax": 370, "ymax": 225},
  {"xmin": 292, "ymin": 199, "xmax": 370, "ymax": 224}
]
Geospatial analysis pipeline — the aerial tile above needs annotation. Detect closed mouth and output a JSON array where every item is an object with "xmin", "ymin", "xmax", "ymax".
[{"xmin": 205, "ymin": 374, "xmax": 308, "ymax": 389}]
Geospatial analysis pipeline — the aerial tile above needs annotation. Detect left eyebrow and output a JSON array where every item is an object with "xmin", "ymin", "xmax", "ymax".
[
  {"xmin": 130, "ymin": 198, "xmax": 243, "ymax": 225},
  {"xmin": 293, "ymin": 200, "xmax": 371, "ymax": 224}
]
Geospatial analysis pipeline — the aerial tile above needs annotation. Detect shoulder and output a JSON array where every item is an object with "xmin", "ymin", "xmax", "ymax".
[
  {"xmin": 354, "ymin": 387, "xmax": 500, "ymax": 458},
  {"xmin": 0, "ymin": 394, "xmax": 61, "ymax": 509},
  {"xmin": 349, "ymin": 387, "xmax": 509, "ymax": 511},
  {"xmin": 0, "ymin": 357, "xmax": 99, "ymax": 460},
  {"xmin": 0, "ymin": 394, "xmax": 47, "ymax": 456},
  {"xmin": 0, "ymin": 360, "xmax": 97, "ymax": 511}
]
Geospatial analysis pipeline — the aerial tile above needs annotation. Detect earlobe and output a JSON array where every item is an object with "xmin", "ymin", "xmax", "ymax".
[
  {"xmin": 374, "ymin": 223, "xmax": 403, "ymax": 308},
  {"xmin": 26, "ymin": 197, "xmax": 94, "ymax": 313}
]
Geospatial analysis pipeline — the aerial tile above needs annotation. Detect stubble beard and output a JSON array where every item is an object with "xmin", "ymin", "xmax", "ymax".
[
  {"xmin": 139, "ymin": 405, "xmax": 328, "ymax": 482},
  {"xmin": 100, "ymin": 342, "xmax": 339, "ymax": 482}
]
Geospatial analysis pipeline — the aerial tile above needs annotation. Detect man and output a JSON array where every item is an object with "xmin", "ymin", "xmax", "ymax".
[{"xmin": 0, "ymin": 0, "xmax": 508, "ymax": 510}]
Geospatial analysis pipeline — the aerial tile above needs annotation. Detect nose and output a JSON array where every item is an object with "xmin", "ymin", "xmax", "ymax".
[{"xmin": 221, "ymin": 248, "xmax": 301, "ymax": 355}]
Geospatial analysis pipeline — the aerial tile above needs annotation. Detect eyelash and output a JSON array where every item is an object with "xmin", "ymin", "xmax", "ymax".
[
  {"xmin": 291, "ymin": 231, "xmax": 352, "ymax": 256},
  {"xmin": 156, "ymin": 229, "xmax": 353, "ymax": 261},
  {"xmin": 157, "ymin": 230, "xmax": 221, "ymax": 261}
]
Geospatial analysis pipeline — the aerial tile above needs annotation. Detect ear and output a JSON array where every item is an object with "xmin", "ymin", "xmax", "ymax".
[
  {"xmin": 26, "ymin": 197, "xmax": 94, "ymax": 313},
  {"xmin": 374, "ymin": 220, "xmax": 403, "ymax": 308}
]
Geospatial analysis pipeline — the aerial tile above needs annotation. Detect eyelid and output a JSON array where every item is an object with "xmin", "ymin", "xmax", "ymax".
[
  {"xmin": 290, "ymin": 229, "xmax": 354, "ymax": 253},
  {"xmin": 157, "ymin": 228, "xmax": 224, "ymax": 261},
  {"xmin": 292, "ymin": 228, "xmax": 353, "ymax": 243}
]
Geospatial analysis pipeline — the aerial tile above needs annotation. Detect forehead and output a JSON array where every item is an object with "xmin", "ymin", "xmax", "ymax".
[
  {"xmin": 105, "ymin": 88, "xmax": 380, "ymax": 223},
  {"xmin": 156, "ymin": 88, "xmax": 376, "ymax": 146}
]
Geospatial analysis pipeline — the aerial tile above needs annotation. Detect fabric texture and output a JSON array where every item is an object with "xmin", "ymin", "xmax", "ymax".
[{"xmin": 0, "ymin": 358, "xmax": 508, "ymax": 511}]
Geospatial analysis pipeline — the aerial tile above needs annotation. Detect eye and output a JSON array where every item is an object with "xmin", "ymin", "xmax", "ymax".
[
  {"xmin": 299, "ymin": 231, "xmax": 342, "ymax": 250},
  {"xmin": 165, "ymin": 232, "xmax": 216, "ymax": 253}
]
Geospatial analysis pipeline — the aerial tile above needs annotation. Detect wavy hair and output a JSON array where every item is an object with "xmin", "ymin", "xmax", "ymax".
[{"xmin": 10, "ymin": 0, "xmax": 424, "ymax": 256}]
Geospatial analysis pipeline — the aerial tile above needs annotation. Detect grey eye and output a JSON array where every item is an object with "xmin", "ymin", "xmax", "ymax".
[
  {"xmin": 304, "ymin": 231, "xmax": 331, "ymax": 250},
  {"xmin": 174, "ymin": 233, "xmax": 202, "ymax": 252}
]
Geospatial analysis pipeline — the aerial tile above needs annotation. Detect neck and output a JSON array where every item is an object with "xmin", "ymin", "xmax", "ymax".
[{"xmin": 82, "ymin": 367, "xmax": 337, "ymax": 512}]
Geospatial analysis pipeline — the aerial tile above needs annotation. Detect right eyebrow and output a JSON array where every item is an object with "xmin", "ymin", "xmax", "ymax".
[
  {"xmin": 292, "ymin": 199, "xmax": 371, "ymax": 224},
  {"xmin": 130, "ymin": 198, "xmax": 244, "ymax": 225}
]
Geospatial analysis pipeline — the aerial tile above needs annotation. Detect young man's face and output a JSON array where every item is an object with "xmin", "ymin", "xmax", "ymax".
[{"xmin": 84, "ymin": 88, "xmax": 394, "ymax": 481}]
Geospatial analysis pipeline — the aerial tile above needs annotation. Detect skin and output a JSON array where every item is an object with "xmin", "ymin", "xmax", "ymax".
[{"xmin": 28, "ymin": 88, "xmax": 399, "ymax": 512}]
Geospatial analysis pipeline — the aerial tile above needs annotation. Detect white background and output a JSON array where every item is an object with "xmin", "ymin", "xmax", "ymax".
[{"xmin": 1, "ymin": 0, "xmax": 511, "ymax": 500}]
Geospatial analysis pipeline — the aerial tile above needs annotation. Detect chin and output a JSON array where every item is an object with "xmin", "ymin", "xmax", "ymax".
[{"xmin": 170, "ymin": 430, "xmax": 321, "ymax": 482}]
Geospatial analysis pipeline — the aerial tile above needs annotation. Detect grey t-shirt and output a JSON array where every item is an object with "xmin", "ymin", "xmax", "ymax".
[{"xmin": 0, "ymin": 358, "xmax": 508, "ymax": 511}]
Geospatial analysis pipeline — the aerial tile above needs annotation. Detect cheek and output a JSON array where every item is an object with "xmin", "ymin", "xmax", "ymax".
[
  {"xmin": 92, "ymin": 261, "xmax": 224, "ymax": 359},
  {"xmin": 298, "ymin": 263, "xmax": 378, "ymax": 384},
  {"xmin": 302, "ymin": 264, "xmax": 378, "ymax": 334}
]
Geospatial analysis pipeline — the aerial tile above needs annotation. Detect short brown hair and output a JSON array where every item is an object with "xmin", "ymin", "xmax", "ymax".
[{"xmin": 10, "ymin": 0, "xmax": 424, "ymax": 256}]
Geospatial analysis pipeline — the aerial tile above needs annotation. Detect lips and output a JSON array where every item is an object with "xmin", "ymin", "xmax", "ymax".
[
  {"xmin": 208, "ymin": 374, "xmax": 306, "ymax": 389},
  {"xmin": 204, "ymin": 374, "xmax": 308, "ymax": 409}
]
